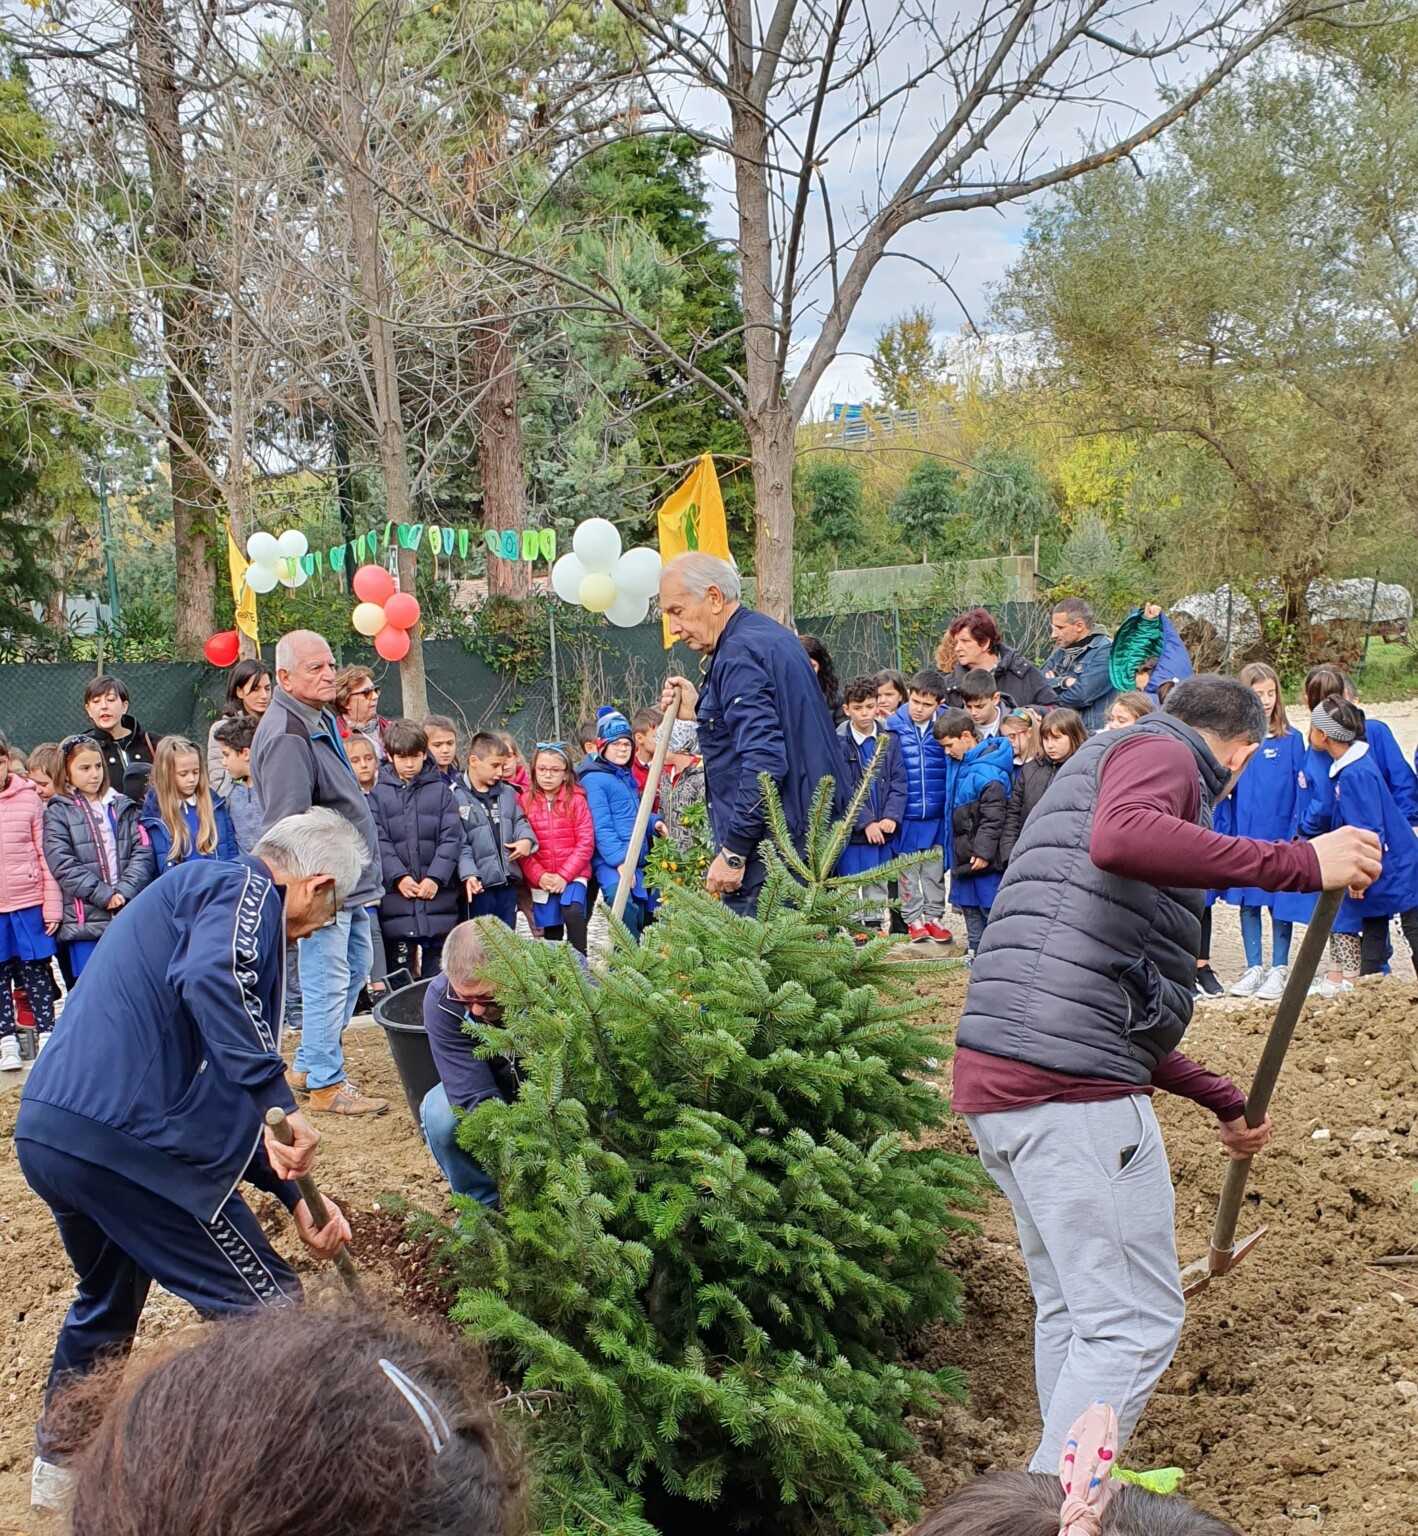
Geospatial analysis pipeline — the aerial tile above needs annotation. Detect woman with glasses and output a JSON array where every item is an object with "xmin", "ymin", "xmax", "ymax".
[
  {"xmin": 335, "ymin": 667, "xmax": 389, "ymax": 759},
  {"xmin": 206, "ymin": 659, "xmax": 273, "ymax": 798}
]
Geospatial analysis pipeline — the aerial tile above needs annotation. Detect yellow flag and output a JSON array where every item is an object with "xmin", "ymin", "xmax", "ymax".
[
  {"xmin": 227, "ymin": 527, "xmax": 260, "ymax": 646},
  {"xmin": 656, "ymin": 454, "xmax": 730, "ymax": 647}
]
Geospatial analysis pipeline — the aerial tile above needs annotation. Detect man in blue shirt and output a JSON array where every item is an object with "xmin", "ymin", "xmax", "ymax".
[{"xmin": 16, "ymin": 809, "xmax": 362, "ymax": 1510}]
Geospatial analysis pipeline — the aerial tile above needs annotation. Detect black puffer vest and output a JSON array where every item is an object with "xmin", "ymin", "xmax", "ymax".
[{"xmin": 957, "ymin": 713, "xmax": 1229, "ymax": 1085}]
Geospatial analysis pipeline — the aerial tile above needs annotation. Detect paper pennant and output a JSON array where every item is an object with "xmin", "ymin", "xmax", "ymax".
[
  {"xmin": 427, "ymin": 525, "xmax": 441, "ymax": 555},
  {"xmin": 539, "ymin": 528, "xmax": 557, "ymax": 560},
  {"xmin": 382, "ymin": 521, "xmax": 393, "ymax": 550},
  {"xmin": 331, "ymin": 543, "xmax": 347, "ymax": 571},
  {"xmin": 442, "ymin": 527, "xmax": 454, "ymax": 556},
  {"xmin": 499, "ymin": 529, "xmax": 519, "ymax": 559},
  {"xmin": 458, "ymin": 527, "xmax": 469, "ymax": 559},
  {"xmin": 300, "ymin": 554, "xmax": 316, "ymax": 576}
]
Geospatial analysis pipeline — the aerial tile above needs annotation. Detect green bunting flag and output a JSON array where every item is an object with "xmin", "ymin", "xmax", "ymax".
[{"xmin": 299, "ymin": 520, "xmax": 561, "ymax": 572}]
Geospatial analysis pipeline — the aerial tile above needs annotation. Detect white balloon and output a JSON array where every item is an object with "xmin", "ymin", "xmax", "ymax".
[
  {"xmin": 245, "ymin": 562, "xmax": 279, "ymax": 594},
  {"xmin": 572, "ymin": 517, "xmax": 622, "ymax": 575},
  {"xmin": 246, "ymin": 531, "xmax": 279, "ymax": 567},
  {"xmin": 278, "ymin": 559, "xmax": 308, "ymax": 589},
  {"xmin": 605, "ymin": 588, "xmax": 651, "ymax": 628},
  {"xmin": 613, "ymin": 546, "xmax": 662, "ymax": 599},
  {"xmin": 276, "ymin": 529, "xmax": 309, "ymax": 561},
  {"xmin": 551, "ymin": 551, "xmax": 588, "ymax": 604}
]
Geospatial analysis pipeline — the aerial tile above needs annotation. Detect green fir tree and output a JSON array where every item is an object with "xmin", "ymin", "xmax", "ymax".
[{"xmin": 439, "ymin": 761, "xmax": 984, "ymax": 1536}]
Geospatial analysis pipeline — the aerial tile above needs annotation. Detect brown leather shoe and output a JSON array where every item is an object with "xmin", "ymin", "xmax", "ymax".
[
  {"xmin": 286, "ymin": 1069, "xmax": 309, "ymax": 1095},
  {"xmin": 307, "ymin": 1080, "xmax": 389, "ymax": 1116}
]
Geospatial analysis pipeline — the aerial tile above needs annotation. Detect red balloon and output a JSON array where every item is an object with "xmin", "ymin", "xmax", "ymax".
[
  {"xmin": 383, "ymin": 592, "xmax": 420, "ymax": 631},
  {"xmin": 203, "ymin": 630, "xmax": 240, "ymax": 667},
  {"xmin": 374, "ymin": 625, "xmax": 411, "ymax": 662},
  {"xmin": 352, "ymin": 564, "xmax": 396, "ymax": 605}
]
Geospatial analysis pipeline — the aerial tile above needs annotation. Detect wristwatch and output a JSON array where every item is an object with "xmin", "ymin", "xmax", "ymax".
[{"xmin": 719, "ymin": 849, "xmax": 747, "ymax": 871}]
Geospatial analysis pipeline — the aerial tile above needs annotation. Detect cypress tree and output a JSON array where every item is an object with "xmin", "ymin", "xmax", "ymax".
[{"xmin": 446, "ymin": 767, "xmax": 983, "ymax": 1535}]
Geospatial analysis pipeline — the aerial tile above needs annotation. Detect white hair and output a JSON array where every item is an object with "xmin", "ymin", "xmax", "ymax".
[
  {"xmin": 253, "ymin": 808, "xmax": 369, "ymax": 903},
  {"xmin": 442, "ymin": 920, "xmax": 490, "ymax": 987},
  {"xmin": 663, "ymin": 552, "xmax": 742, "ymax": 603},
  {"xmin": 274, "ymin": 629, "xmax": 329, "ymax": 674}
]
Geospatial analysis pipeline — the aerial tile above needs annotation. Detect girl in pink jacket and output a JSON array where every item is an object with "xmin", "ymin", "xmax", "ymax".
[
  {"xmin": 519, "ymin": 745, "xmax": 595, "ymax": 954},
  {"xmin": 0, "ymin": 734, "xmax": 61, "ymax": 1068}
]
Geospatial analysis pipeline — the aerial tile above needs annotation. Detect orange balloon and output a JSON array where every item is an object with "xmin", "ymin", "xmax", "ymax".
[
  {"xmin": 383, "ymin": 592, "xmax": 420, "ymax": 630},
  {"xmin": 352, "ymin": 564, "xmax": 396, "ymax": 605},
  {"xmin": 374, "ymin": 626, "xmax": 410, "ymax": 662}
]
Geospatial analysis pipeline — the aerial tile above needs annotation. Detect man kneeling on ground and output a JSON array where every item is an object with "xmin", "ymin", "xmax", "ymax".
[{"xmin": 420, "ymin": 920, "xmax": 517, "ymax": 1205}]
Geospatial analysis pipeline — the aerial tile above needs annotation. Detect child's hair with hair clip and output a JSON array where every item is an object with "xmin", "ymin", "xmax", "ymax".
[
  {"xmin": 1304, "ymin": 663, "xmax": 1351, "ymax": 712},
  {"xmin": 54, "ymin": 1305, "xmax": 526, "ymax": 1536},
  {"xmin": 1001, "ymin": 709, "xmax": 1040, "ymax": 760}
]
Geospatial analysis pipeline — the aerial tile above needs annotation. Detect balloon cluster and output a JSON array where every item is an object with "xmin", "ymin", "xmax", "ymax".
[
  {"xmin": 349, "ymin": 564, "xmax": 421, "ymax": 662},
  {"xmin": 551, "ymin": 519, "xmax": 661, "ymax": 628},
  {"xmin": 244, "ymin": 530, "xmax": 310, "ymax": 593}
]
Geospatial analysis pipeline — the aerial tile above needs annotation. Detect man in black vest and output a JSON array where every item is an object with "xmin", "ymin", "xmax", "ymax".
[{"xmin": 954, "ymin": 676, "xmax": 1381, "ymax": 1472}]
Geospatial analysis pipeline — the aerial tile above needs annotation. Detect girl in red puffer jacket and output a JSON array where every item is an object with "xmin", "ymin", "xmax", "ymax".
[{"xmin": 519, "ymin": 745, "xmax": 594, "ymax": 954}]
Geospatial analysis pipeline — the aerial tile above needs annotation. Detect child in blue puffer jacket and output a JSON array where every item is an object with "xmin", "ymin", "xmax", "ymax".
[
  {"xmin": 885, "ymin": 669, "xmax": 953, "ymax": 946},
  {"xmin": 578, "ymin": 708, "xmax": 660, "ymax": 939},
  {"xmin": 935, "ymin": 709, "xmax": 1015, "ymax": 958}
]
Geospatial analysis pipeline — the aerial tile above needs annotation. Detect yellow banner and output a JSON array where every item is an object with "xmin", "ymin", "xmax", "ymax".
[
  {"xmin": 655, "ymin": 454, "xmax": 730, "ymax": 647},
  {"xmin": 227, "ymin": 527, "xmax": 260, "ymax": 646}
]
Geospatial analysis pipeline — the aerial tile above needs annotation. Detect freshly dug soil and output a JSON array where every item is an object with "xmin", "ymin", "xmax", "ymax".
[{"xmin": 3, "ymin": 976, "xmax": 1416, "ymax": 1534}]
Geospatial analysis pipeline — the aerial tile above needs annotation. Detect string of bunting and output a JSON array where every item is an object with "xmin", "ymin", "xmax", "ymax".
[{"xmin": 296, "ymin": 522, "xmax": 557, "ymax": 578}]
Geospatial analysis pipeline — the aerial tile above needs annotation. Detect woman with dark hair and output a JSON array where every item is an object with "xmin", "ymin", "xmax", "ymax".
[
  {"xmin": 799, "ymin": 634, "xmax": 844, "ymax": 724},
  {"xmin": 55, "ymin": 1306, "xmax": 526, "ymax": 1536},
  {"xmin": 206, "ymin": 658, "xmax": 273, "ymax": 797},
  {"xmin": 936, "ymin": 607, "xmax": 1058, "ymax": 711}
]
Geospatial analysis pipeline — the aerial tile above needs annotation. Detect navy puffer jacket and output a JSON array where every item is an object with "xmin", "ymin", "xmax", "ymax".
[
  {"xmin": 884, "ymin": 705, "xmax": 949, "ymax": 823},
  {"xmin": 369, "ymin": 759, "xmax": 464, "ymax": 940}
]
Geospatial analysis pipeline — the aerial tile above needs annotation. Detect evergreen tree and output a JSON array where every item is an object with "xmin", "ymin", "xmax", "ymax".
[
  {"xmin": 441, "ymin": 766, "xmax": 984, "ymax": 1536},
  {"xmin": 892, "ymin": 459, "xmax": 966, "ymax": 562},
  {"xmin": 796, "ymin": 459, "xmax": 864, "ymax": 562}
]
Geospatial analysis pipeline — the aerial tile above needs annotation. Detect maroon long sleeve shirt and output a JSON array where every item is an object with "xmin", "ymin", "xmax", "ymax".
[{"xmin": 952, "ymin": 733, "xmax": 1323, "ymax": 1121}]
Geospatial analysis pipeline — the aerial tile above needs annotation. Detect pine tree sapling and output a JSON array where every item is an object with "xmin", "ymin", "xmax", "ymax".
[{"xmin": 444, "ymin": 772, "xmax": 983, "ymax": 1536}]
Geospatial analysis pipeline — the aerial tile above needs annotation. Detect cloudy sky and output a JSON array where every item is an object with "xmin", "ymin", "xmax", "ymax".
[{"xmin": 674, "ymin": 0, "xmax": 1263, "ymax": 413}]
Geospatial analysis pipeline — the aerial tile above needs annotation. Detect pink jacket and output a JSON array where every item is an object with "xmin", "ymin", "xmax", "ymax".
[
  {"xmin": 0, "ymin": 775, "xmax": 62, "ymax": 923},
  {"xmin": 520, "ymin": 786, "xmax": 595, "ymax": 887}
]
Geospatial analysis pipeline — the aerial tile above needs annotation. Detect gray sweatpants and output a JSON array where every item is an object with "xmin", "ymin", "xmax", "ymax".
[
  {"xmin": 966, "ymin": 1096, "xmax": 1185, "ymax": 1471},
  {"xmin": 899, "ymin": 851, "xmax": 945, "ymax": 925}
]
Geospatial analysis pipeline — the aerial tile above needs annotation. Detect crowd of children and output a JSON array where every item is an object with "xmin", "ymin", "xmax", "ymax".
[{"xmin": 4, "ymin": 644, "xmax": 1418, "ymax": 1067}]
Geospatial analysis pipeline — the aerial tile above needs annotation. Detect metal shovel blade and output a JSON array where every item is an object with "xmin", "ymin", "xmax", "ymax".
[{"xmin": 1180, "ymin": 1226, "xmax": 1268, "ymax": 1299}]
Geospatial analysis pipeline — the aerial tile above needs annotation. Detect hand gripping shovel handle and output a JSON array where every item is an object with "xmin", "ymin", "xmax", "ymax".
[
  {"xmin": 265, "ymin": 1107, "xmax": 363, "ymax": 1295},
  {"xmin": 611, "ymin": 686, "xmax": 681, "ymax": 923},
  {"xmin": 1202, "ymin": 886, "xmax": 1341, "ymax": 1279}
]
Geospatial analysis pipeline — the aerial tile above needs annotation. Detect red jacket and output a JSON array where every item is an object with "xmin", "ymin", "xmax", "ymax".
[
  {"xmin": 0, "ymin": 775, "xmax": 62, "ymax": 924},
  {"xmin": 519, "ymin": 786, "xmax": 594, "ymax": 887}
]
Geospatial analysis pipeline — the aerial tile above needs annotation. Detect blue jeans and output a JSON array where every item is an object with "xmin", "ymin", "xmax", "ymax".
[
  {"xmin": 961, "ymin": 904, "xmax": 990, "ymax": 953},
  {"xmin": 1239, "ymin": 905, "xmax": 1292, "ymax": 969},
  {"xmin": 420, "ymin": 1083, "xmax": 499, "ymax": 1205},
  {"xmin": 294, "ymin": 907, "xmax": 373, "ymax": 1090}
]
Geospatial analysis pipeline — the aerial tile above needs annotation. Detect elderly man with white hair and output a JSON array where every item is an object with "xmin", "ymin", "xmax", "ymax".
[
  {"xmin": 17, "ymin": 808, "xmax": 366, "ymax": 1509},
  {"xmin": 250, "ymin": 629, "xmax": 386, "ymax": 1116},
  {"xmin": 660, "ymin": 553, "xmax": 845, "ymax": 910}
]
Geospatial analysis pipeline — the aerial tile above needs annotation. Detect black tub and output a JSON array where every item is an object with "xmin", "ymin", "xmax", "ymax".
[{"xmin": 373, "ymin": 976, "xmax": 438, "ymax": 1127}]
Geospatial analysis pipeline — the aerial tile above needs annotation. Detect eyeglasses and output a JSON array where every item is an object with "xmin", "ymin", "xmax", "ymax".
[{"xmin": 349, "ymin": 686, "xmax": 379, "ymax": 699}]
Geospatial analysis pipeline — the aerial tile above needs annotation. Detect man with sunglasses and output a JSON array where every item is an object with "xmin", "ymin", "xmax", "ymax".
[
  {"xmin": 419, "ymin": 920, "xmax": 514, "ymax": 1205},
  {"xmin": 250, "ymin": 630, "xmax": 388, "ymax": 1117},
  {"xmin": 16, "ymin": 809, "xmax": 366, "ymax": 1511}
]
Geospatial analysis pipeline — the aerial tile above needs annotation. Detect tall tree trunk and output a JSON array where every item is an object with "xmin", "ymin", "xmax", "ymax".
[
  {"xmin": 330, "ymin": 0, "xmax": 427, "ymax": 716},
  {"xmin": 726, "ymin": 0, "xmax": 794, "ymax": 625},
  {"xmin": 473, "ymin": 311, "xmax": 529, "ymax": 599},
  {"xmin": 132, "ymin": 0, "xmax": 216, "ymax": 655}
]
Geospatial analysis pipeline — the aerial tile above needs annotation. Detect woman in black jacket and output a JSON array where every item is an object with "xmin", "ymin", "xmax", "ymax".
[
  {"xmin": 936, "ymin": 607, "xmax": 1059, "ymax": 711},
  {"xmin": 1000, "ymin": 707, "xmax": 1087, "ymax": 863}
]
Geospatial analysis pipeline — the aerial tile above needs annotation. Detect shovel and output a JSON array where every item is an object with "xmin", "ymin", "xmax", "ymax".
[
  {"xmin": 1180, "ymin": 886, "xmax": 1341, "ymax": 1299},
  {"xmin": 611, "ymin": 685, "xmax": 681, "ymax": 923},
  {"xmin": 265, "ymin": 1106, "xmax": 363, "ymax": 1296}
]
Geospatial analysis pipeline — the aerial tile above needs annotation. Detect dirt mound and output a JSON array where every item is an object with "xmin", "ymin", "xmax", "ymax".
[{"xmin": 912, "ymin": 975, "xmax": 1418, "ymax": 1535}]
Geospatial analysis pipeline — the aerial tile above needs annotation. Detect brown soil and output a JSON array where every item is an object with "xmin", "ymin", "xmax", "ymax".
[{"xmin": 3, "ymin": 975, "xmax": 1417, "ymax": 1534}]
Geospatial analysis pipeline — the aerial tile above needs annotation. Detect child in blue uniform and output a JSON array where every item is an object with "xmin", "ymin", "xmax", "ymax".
[
  {"xmin": 836, "ymin": 676, "xmax": 906, "ymax": 938},
  {"xmin": 935, "ymin": 709, "xmax": 1015, "ymax": 958},
  {"xmin": 1222, "ymin": 664, "xmax": 1306, "ymax": 1001},
  {"xmin": 1308, "ymin": 697, "xmax": 1418, "ymax": 980}
]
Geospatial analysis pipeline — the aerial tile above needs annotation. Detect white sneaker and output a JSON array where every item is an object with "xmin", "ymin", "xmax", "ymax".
[
  {"xmin": 1256, "ymin": 965, "xmax": 1289, "ymax": 1002},
  {"xmin": 1229, "ymin": 964, "xmax": 1267, "ymax": 998},
  {"xmin": 1313, "ymin": 976, "xmax": 1354, "ymax": 998},
  {"xmin": 34, "ymin": 1030, "xmax": 50, "ymax": 1054},
  {"xmin": 31, "ymin": 1456, "xmax": 74, "ymax": 1512},
  {"xmin": 0, "ymin": 1035, "xmax": 21, "ymax": 1071}
]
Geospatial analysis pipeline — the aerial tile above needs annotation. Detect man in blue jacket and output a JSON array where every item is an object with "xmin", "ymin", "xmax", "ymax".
[
  {"xmin": 1041, "ymin": 598, "xmax": 1115, "ymax": 732},
  {"xmin": 659, "ymin": 554, "xmax": 846, "ymax": 911},
  {"xmin": 16, "ymin": 808, "xmax": 364, "ymax": 1510}
]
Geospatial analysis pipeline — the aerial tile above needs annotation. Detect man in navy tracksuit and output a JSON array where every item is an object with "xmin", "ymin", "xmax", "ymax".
[
  {"xmin": 15, "ymin": 808, "xmax": 364, "ymax": 1507},
  {"xmin": 658, "ymin": 553, "xmax": 845, "ymax": 911}
]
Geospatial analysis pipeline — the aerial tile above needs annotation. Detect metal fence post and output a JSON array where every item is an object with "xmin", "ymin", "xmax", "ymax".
[
  {"xmin": 1223, "ymin": 585, "xmax": 1234, "ymax": 669},
  {"xmin": 1357, "ymin": 571, "xmax": 1381, "ymax": 679},
  {"xmin": 549, "ymin": 603, "xmax": 562, "ymax": 743},
  {"xmin": 892, "ymin": 606, "xmax": 903, "ymax": 672}
]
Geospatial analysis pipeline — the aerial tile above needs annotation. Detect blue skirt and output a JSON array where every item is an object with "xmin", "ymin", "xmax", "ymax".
[
  {"xmin": 0, "ymin": 905, "xmax": 56, "ymax": 964},
  {"xmin": 530, "ymin": 880, "xmax": 587, "ymax": 929},
  {"xmin": 951, "ymin": 869, "xmax": 1002, "ymax": 910},
  {"xmin": 895, "ymin": 819, "xmax": 941, "ymax": 855},
  {"xmin": 837, "ymin": 841, "xmax": 892, "ymax": 878}
]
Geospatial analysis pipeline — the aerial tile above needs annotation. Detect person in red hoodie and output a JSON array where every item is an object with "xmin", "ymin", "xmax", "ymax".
[
  {"xmin": 519, "ymin": 744, "xmax": 595, "ymax": 954},
  {"xmin": 0, "ymin": 734, "xmax": 62, "ymax": 1069}
]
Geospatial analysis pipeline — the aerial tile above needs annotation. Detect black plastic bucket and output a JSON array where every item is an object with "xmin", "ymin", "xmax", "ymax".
[{"xmin": 373, "ymin": 976, "xmax": 438, "ymax": 1127}]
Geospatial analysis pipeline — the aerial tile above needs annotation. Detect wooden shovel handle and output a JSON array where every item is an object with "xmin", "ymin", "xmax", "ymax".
[
  {"xmin": 265, "ymin": 1107, "xmax": 362, "ymax": 1293},
  {"xmin": 611, "ymin": 686, "xmax": 681, "ymax": 922}
]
